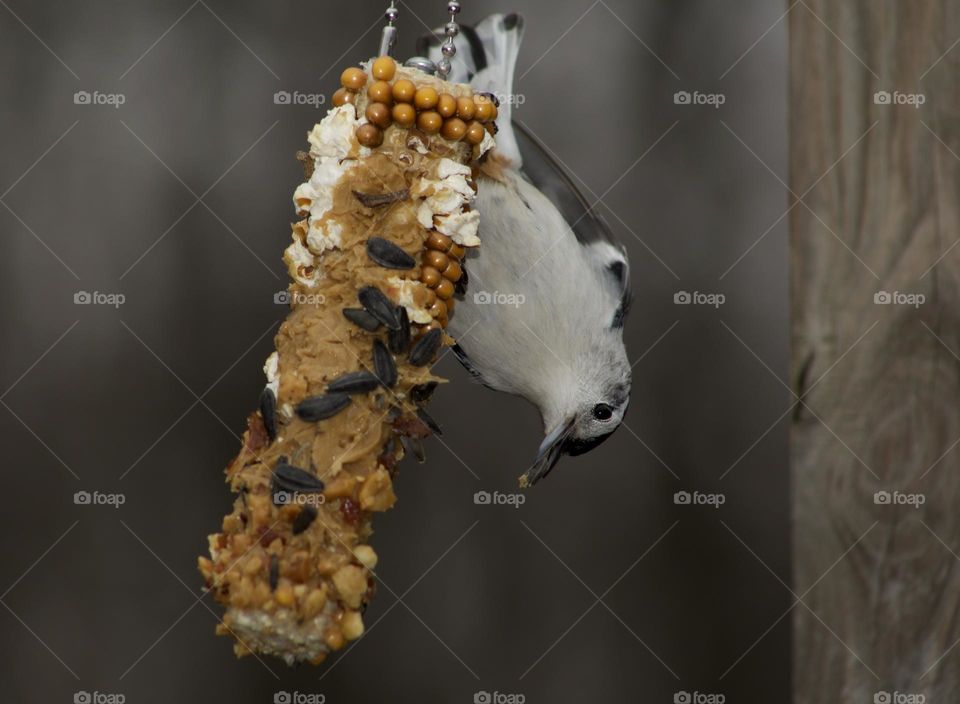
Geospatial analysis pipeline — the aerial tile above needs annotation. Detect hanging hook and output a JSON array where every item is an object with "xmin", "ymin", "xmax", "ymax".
[{"xmin": 378, "ymin": 2, "xmax": 399, "ymax": 57}]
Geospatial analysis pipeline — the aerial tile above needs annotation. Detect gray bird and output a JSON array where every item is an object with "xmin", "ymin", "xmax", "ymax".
[{"xmin": 419, "ymin": 13, "xmax": 632, "ymax": 485}]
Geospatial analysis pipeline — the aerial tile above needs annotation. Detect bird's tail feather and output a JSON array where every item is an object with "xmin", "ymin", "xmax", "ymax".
[{"xmin": 417, "ymin": 13, "xmax": 525, "ymax": 166}]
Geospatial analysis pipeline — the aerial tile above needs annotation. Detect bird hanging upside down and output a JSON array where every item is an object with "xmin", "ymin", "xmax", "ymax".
[{"xmin": 420, "ymin": 13, "xmax": 633, "ymax": 486}]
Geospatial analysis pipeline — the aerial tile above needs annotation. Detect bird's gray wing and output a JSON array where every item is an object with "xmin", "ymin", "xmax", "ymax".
[
  {"xmin": 514, "ymin": 122, "xmax": 632, "ymax": 327},
  {"xmin": 513, "ymin": 122, "xmax": 615, "ymax": 248}
]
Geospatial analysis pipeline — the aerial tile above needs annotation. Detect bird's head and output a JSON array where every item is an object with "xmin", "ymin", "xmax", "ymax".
[{"xmin": 520, "ymin": 337, "xmax": 631, "ymax": 486}]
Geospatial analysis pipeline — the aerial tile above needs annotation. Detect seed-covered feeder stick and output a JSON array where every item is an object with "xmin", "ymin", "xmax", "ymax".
[{"xmin": 197, "ymin": 0, "xmax": 494, "ymax": 665}]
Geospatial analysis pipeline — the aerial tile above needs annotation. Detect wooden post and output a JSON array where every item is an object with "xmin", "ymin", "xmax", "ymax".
[{"xmin": 792, "ymin": 1, "xmax": 960, "ymax": 701}]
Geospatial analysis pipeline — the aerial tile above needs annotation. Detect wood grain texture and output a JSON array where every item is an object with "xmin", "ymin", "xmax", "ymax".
[{"xmin": 791, "ymin": 1, "xmax": 960, "ymax": 701}]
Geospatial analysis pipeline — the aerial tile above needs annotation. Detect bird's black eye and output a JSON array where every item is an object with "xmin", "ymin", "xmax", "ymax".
[{"xmin": 592, "ymin": 403, "xmax": 614, "ymax": 421}]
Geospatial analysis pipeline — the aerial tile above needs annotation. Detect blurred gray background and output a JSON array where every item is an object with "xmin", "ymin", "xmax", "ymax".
[{"xmin": 0, "ymin": 0, "xmax": 788, "ymax": 701}]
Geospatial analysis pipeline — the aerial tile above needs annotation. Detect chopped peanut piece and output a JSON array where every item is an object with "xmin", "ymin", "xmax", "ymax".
[
  {"xmin": 304, "ymin": 587, "xmax": 328, "ymax": 618},
  {"xmin": 358, "ymin": 468, "xmax": 397, "ymax": 512},
  {"xmin": 342, "ymin": 610, "xmax": 365, "ymax": 641},
  {"xmin": 331, "ymin": 565, "xmax": 367, "ymax": 609},
  {"xmin": 323, "ymin": 472, "xmax": 360, "ymax": 499},
  {"xmin": 275, "ymin": 584, "xmax": 295, "ymax": 608},
  {"xmin": 353, "ymin": 545, "xmax": 378, "ymax": 569}
]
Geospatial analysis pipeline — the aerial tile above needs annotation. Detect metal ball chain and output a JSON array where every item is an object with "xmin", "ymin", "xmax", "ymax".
[{"xmin": 436, "ymin": 1, "xmax": 460, "ymax": 78}]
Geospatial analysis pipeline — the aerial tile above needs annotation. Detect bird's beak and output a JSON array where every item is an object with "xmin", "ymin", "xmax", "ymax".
[{"xmin": 520, "ymin": 418, "xmax": 575, "ymax": 487}]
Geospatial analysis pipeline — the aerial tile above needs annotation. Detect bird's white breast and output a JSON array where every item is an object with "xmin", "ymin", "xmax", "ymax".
[{"xmin": 448, "ymin": 171, "xmax": 618, "ymax": 407}]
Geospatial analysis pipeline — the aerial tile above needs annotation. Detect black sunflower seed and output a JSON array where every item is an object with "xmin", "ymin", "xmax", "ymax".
[
  {"xmin": 352, "ymin": 188, "xmax": 409, "ymax": 208},
  {"xmin": 259, "ymin": 387, "xmax": 277, "ymax": 440},
  {"xmin": 268, "ymin": 555, "xmax": 279, "ymax": 590},
  {"xmin": 455, "ymin": 265, "xmax": 469, "ymax": 295},
  {"xmin": 358, "ymin": 286, "xmax": 401, "ymax": 330},
  {"xmin": 273, "ymin": 461, "xmax": 326, "ymax": 493},
  {"xmin": 372, "ymin": 339, "xmax": 397, "ymax": 388},
  {"xmin": 409, "ymin": 328, "xmax": 442, "ymax": 366},
  {"xmin": 296, "ymin": 393, "xmax": 352, "ymax": 421},
  {"xmin": 388, "ymin": 306, "xmax": 410, "ymax": 354},
  {"xmin": 416, "ymin": 408, "xmax": 442, "ymax": 435},
  {"xmin": 292, "ymin": 505, "xmax": 318, "ymax": 535},
  {"xmin": 401, "ymin": 436, "xmax": 426, "ymax": 463},
  {"xmin": 366, "ymin": 237, "xmax": 416, "ymax": 270},
  {"xmin": 343, "ymin": 307, "xmax": 382, "ymax": 332},
  {"xmin": 327, "ymin": 370, "xmax": 380, "ymax": 394},
  {"xmin": 410, "ymin": 382, "xmax": 438, "ymax": 405},
  {"xmin": 478, "ymin": 90, "xmax": 500, "ymax": 107}
]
